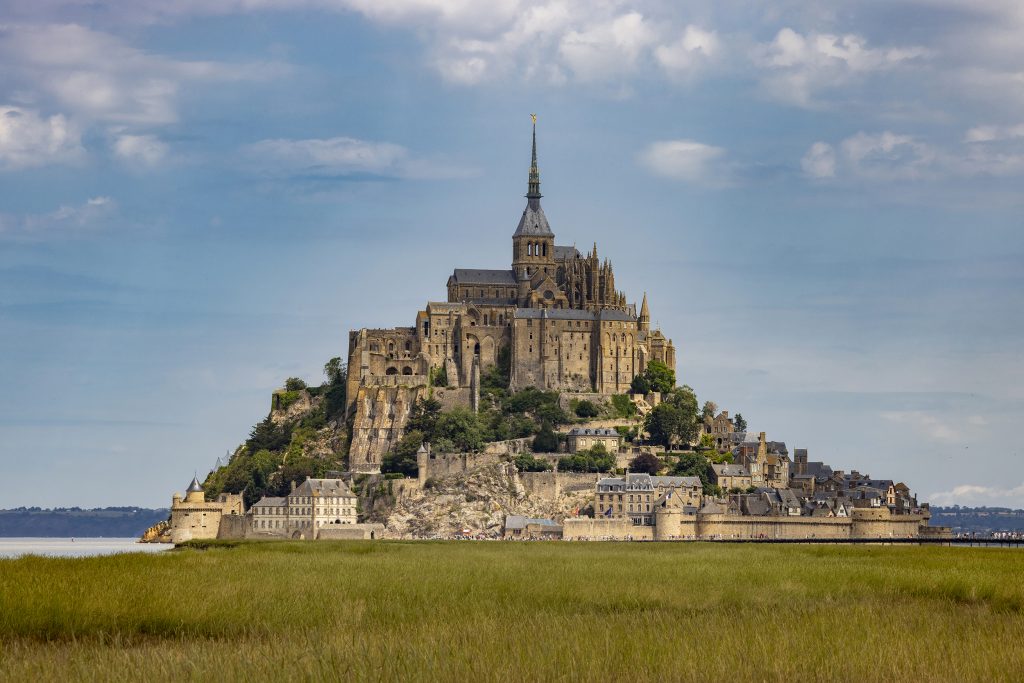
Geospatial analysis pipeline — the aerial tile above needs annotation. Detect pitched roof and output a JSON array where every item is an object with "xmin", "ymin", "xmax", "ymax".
[
  {"xmin": 712, "ymin": 463, "xmax": 750, "ymax": 477},
  {"xmin": 291, "ymin": 478, "xmax": 355, "ymax": 498},
  {"xmin": 553, "ymin": 245, "xmax": 580, "ymax": 260},
  {"xmin": 651, "ymin": 475, "xmax": 702, "ymax": 488},
  {"xmin": 567, "ymin": 427, "xmax": 620, "ymax": 436},
  {"xmin": 252, "ymin": 496, "xmax": 286, "ymax": 508},
  {"xmin": 450, "ymin": 269, "xmax": 517, "ymax": 285},
  {"xmin": 514, "ymin": 202, "xmax": 553, "ymax": 237}
]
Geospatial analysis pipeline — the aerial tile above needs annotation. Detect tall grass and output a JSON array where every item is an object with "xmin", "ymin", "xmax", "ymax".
[{"xmin": 1, "ymin": 542, "xmax": 1022, "ymax": 681}]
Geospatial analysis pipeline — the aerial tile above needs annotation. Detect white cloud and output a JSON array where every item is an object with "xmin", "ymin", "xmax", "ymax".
[
  {"xmin": 0, "ymin": 105, "xmax": 84, "ymax": 170},
  {"xmin": 801, "ymin": 141, "xmax": 836, "ymax": 178},
  {"xmin": 755, "ymin": 27, "xmax": 929, "ymax": 107},
  {"xmin": 0, "ymin": 23, "xmax": 285, "ymax": 127},
  {"xmin": 638, "ymin": 139, "xmax": 728, "ymax": 185},
  {"xmin": 558, "ymin": 12, "xmax": 656, "ymax": 83},
  {"xmin": 0, "ymin": 196, "xmax": 116, "ymax": 238},
  {"xmin": 655, "ymin": 25, "xmax": 718, "ymax": 78},
  {"xmin": 928, "ymin": 482, "xmax": 1024, "ymax": 507},
  {"xmin": 243, "ymin": 136, "xmax": 473, "ymax": 179},
  {"xmin": 112, "ymin": 134, "xmax": 169, "ymax": 167},
  {"xmin": 964, "ymin": 123, "xmax": 1024, "ymax": 143},
  {"xmin": 807, "ymin": 126, "xmax": 1024, "ymax": 182}
]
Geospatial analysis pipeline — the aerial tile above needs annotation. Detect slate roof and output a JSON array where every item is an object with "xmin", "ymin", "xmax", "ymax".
[
  {"xmin": 651, "ymin": 475, "xmax": 702, "ymax": 488},
  {"xmin": 567, "ymin": 427, "xmax": 620, "ymax": 436},
  {"xmin": 450, "ymin": 269, "xmax": 517, "ymax": 285},
  {"xmin": 514, "ymin": 202, "xmax": 553, "ymax": 237},
  {"xmin": 187, "ymin": 476, "xmax": 203, "ymax": 493},
  {"xmin": 515, "ymin": 308, "xmax": 593, "ymax": 320},
  {"xmin": 712, "ymin": 463, "xmax": 750, "ymax": 477},
  {"xmin": 291, "ymin": 478, "xmax": 355, "ymax": 498},
  {"xmin": 553, "ymin": 245, "xmax": 580, "ymax": 260},
  {"xmin": 252, "ymin": 496, "xmax": 286, "ymax": 509}
]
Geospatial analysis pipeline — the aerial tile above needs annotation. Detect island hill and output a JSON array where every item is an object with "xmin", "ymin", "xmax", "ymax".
[{"xmin": 159, "ymin": 120, "xmax": 949, "ymax": 544}]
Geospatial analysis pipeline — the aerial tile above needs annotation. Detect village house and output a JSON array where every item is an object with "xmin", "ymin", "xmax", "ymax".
[
  {"xmin": 595, "ymin": 473, "xmax": 702, "ymax": 525},
  {"xmin": 711, "ymin": 463, "xmax": 752, "ymax": 491},
  {"xmin": 565, "ymin": 427, "xmax": 622, "ymax": 454},
  {"xmin": 250, "ymin": 477, "xmax": 358, "ymax": 538}
]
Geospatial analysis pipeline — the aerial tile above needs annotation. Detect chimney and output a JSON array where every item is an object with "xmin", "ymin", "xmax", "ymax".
[{"xmin": 290, "ymin": 480, "xmax": 296, "ymax": 492}]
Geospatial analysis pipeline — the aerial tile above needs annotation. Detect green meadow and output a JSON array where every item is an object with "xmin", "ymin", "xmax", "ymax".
[{"xmin": 1, "ymin": 541, "xmax": 1022, "ymax": 681}]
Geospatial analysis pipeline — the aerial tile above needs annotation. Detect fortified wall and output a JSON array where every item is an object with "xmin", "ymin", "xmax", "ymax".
[{"xmin": 563, "ymin": 508, "xmax": 937, "ymax": 541}]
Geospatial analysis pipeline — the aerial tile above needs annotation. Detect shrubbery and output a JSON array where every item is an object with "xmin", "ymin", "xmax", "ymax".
[
  {"xmin": 559, "ymin": 444, "xmax": 616, "ymax": 473},
  {"xmin": 573, "ymin": 399, "xmax": 600, "ymax": 418},
  {"xmin": 513, "ymin": 453, "xmax": 552, "ymax": 472}
]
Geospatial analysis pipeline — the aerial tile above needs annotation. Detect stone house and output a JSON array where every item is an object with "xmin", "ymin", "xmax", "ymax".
[
  {"xmin": 711, "ymin": 463, "xmax": 752, "ymax": 490},
  {"xmin": 250, "ymin": 477, "xmax": 358, "ymax": 538},
  {"xmin": 565, "ymin": 427, "xmax": 622, "ymax": 453},
  {"xmin": 595, "ymin": 473, "xmax": 702, "ymax": 526}
]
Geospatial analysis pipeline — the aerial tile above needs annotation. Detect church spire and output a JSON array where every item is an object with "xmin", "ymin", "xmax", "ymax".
[
  {"xmin": 527, "ymin": 113, "xmax": 541, "ymax": 203},
  {"xmin": 639, "ymin": 292, "xmax": 650, "ymax": 332}
]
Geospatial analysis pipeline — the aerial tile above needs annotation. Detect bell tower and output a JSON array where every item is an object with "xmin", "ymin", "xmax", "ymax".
[{"xmin": 512, "ymin": 114, "xmax": 554, "ymax": 279}]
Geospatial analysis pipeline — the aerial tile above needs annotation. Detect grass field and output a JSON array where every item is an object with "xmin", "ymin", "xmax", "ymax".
[{"xmin": 1, "ymin": 541, "xmax": 1022, "ymax": 681}]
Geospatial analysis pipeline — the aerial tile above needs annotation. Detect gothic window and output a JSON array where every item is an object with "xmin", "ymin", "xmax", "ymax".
[{"xmin": 405, "ymin": 341, "xmax": 411, "ymax": 352}]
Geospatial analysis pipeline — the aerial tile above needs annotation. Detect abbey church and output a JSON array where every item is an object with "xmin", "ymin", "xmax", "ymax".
[{"xmin": 346, "ymin": 119, "xmax": 676, "ymax": 471}]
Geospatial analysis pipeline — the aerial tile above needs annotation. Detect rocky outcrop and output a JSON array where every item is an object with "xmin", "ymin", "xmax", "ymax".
[
  {"xmin": 140, "ymin": 519, "xmax": 171, "ymax": 543},
  {"xmin": 377, "ymin": 460, "xmax": 593, "ymax": 539}
]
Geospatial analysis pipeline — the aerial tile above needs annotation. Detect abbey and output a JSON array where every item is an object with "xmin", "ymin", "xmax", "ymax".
[{"xmin": 345, "ymin": 119, "xmax": 675, "ymax": 471}]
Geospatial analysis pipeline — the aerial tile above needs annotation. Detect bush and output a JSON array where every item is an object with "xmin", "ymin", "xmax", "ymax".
[
  {"xmin": 559, "ymin": 444, "xmax": 616, "ymax": 473},
  {"xmin": 611, "ymin": 394, "xmax": 638, "ymax": 419},
  {"xmin": 381, "ymin": 430, "xmax": 424, "ymax": 477},
  {"xmin": 430, "ymin": 364, "xmax": 448, "ymax": 388},
  {"xmin": 284, "ymin": 377, "xmax": 307, "ymax": 391},
  {"xmin": 629, "ymin": 452, "xmax": 662, "ymax": 475},
  {"xmin": 513, "ymin": 453, "xmax": 552, "ymax": 472},
  {"xmin": 275, "ymin": 390, "xmax": 302, "ymax": 411},
  {"xmin": 574, "ymin": 400, "xmax": 600, "ymax": 418},
  {"xmin": 532, "ymin": 422, "xmax": 560, "ymax": 453}
]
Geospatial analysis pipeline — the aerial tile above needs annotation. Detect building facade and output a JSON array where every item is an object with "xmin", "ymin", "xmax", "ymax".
[
  {"xmin": 345, "ymin": 120, "xmax": 676, "ymax": 471},
  {"xmin": 250, "ymin": 477, "xmax": 358, "ymax": 538}
]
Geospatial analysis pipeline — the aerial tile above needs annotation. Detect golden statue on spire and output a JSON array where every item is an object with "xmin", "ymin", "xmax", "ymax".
[{"xmin": 530, "ymin": 113, "xmax": 537, "ymax": 124}]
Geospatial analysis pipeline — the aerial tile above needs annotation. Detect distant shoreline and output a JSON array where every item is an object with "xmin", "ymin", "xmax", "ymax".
[{"xmin": 0, "ymin": 507, "xmax": 169, "ymax": 538}]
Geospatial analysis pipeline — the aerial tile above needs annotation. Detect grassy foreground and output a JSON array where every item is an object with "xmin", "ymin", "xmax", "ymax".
[{"xmin": 1, "ymin": 541, "xmax": 1022, "ymax": 682}]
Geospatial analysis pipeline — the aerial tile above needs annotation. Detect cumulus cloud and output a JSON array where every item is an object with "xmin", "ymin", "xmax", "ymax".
[
  {"xmin": 0, "ymin": 106, "xmax": 84, "ymax": 170},
  {"xmin": 806, "ymin": 126, "xmax": 1024, "ymax": 182},
  {"xmin": 558, "ymin": 12, "xmax": 656, "ymax": 83},
  {"xmin": 638, "ymin": 139, "xmax": 729, "ymax": 186},
  {"xmin": 755, "ymin": 27, "xmax": 929, "ymax": 107},
  {"xmin": 928, "ymin": 482, "xmax": 1024, "ymax": 507},
  {"xmin": 243, "ymin": 135, "xmax": 473, "ymax": 180},
  {"xmin": 655, "ymin": 25, "xmax": 718, "ymax": 78},
  {"xmin": 0, "ymin": 23, "xmax": 287, "ymax": 144},
  {"xmin": 112, "ymin": 133, "xmax": 169, "ymax": 167}
]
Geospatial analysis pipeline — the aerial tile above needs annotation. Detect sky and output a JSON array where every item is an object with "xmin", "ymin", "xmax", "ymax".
[{"xmin": 0, "ymin": 0, "xmax": 1022, "ymax": 509}]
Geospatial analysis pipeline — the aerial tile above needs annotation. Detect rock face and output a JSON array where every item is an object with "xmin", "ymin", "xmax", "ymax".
[
  {"xmin": 140, "ymin": 519, "xmax": 171, "ymax": 543},
  {"xmin": 376, "ymin": 460, "xmax": 593, "ymax": 539}
]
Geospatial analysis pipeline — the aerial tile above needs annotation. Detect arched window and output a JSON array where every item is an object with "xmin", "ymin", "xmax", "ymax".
[
  {"xmin": 542, "ymin": 243, "xmax": 548, "ymax": 257},
  {"xmin": 474, "ymin": 343, "xmax": 480, "ymax": 356},
  {"xmin": 385, "ymin": 367, "xmax": 398, "ymax": 375},
  {"xmin": 405, "ymin": 341, "xmax": 411, "ymax": 352},
  {"xmin": 402, "ymin": 367, "xmax": 412, "ymax": 375}
]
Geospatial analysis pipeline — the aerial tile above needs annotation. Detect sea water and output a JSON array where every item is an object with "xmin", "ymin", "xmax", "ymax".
[{"xmin": 0, "ymin": 537, "xmax": 172, "ymax": 559}]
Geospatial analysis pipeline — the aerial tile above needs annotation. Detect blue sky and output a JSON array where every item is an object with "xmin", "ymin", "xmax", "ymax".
[{"xmin": 1, "ymin": 1, "xmax": 1022, "ymax": 508}]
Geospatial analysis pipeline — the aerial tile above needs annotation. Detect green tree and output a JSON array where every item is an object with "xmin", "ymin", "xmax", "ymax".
[
  {"xmin": 407, "ymin": 397, "xmax": 443, "ymax": 437},
  {"xmin": 666, "ymin": 385, "xmax": 700, "ymax": 445},
  {"xmin": 323, "ymin": 358, "xmax": 346, "ymax": 386},
  {"xmin": 645, "ymin": 403, "xmax": 683, "ymax": 448},
  {"xmin": 574, "ymin": 400, "xmax": 599, "ymax": 418},
  {"xmin": 434, "ymin": 408, "xmax": 484, "ymax": 452},
  {"xmin": 701, "ymin": 400, "xmax": 718, "ymax": 421},
  {"xmin": 532, "ymin": 422, "xmax": 560, "ymax": 453},
  {"xmin": 733, "ymin": 412, "xmax": 747, "ymax": 432},
  {"xmin": 630, "ymin": 373, "xmax": 651, "ymax": 395},
  {"xmin": 284, "ymin": 377, "xmax": 306, "ymax": 391},
  {"xmin": 672, "ymin": 452, "xmax": 715, "ymax": 494},
  {"xmin": 629, "ymin": 452, "xmax": 661, "ymax": 475},
  {"xmin": 382, "ymin": 430, "xmax": 424, "ymax": 477},
  {"xmin": 245, "ymin": 416, "xmax": 292, "ymax": 453},
  {"xmin": 559, "ymin": 443, "xmax": 616, "ymax": 473},
  {"xmin": 645, "ymin": 360, "xmax": 675, "ymax": 393},
  {"xmin": 513, "ymin": 453, "xmax": 552, "ymax": 472}
]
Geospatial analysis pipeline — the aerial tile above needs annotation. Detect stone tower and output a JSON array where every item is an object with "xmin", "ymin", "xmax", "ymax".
[
  {"xmin": 512, "ymin": 115, "xmax": 555, "ymax": 280},
  {"xmin": 638, "ymin": 292, "xmax": 650, "ymax": 333}
]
